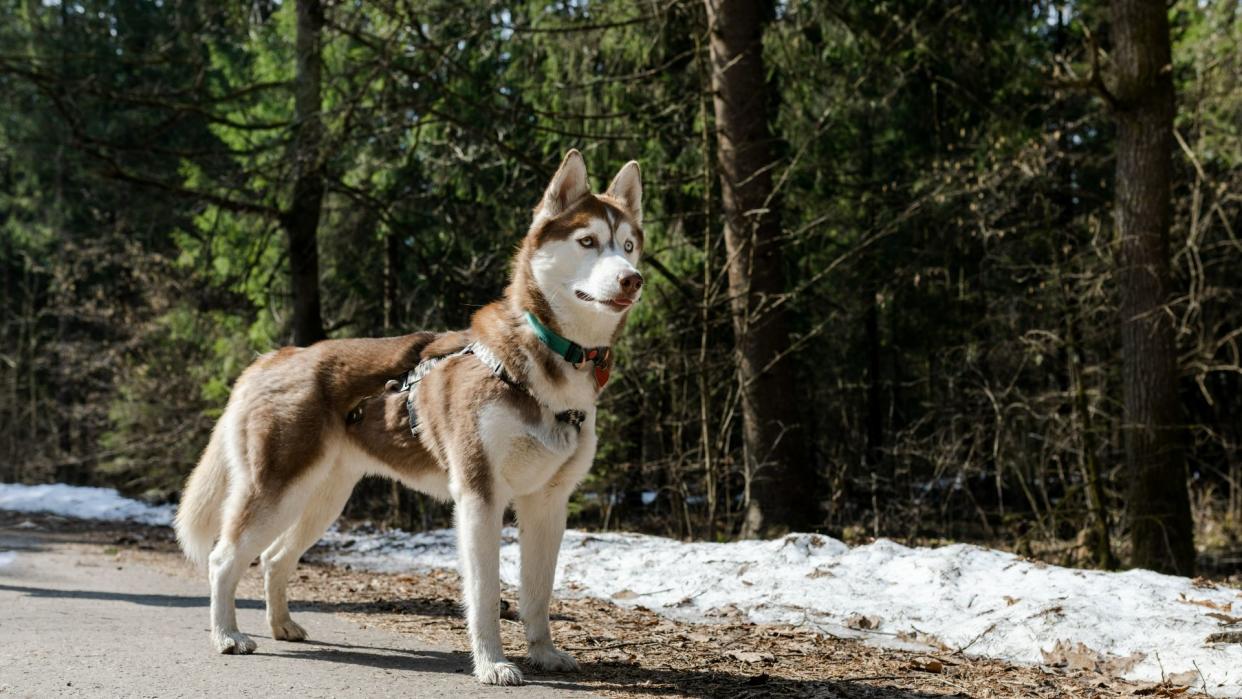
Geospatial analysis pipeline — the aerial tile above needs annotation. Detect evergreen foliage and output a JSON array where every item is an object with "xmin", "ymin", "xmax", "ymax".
[{"xmin": 1, "ymin": 0, "xmax": 1239, "ymax": 569}]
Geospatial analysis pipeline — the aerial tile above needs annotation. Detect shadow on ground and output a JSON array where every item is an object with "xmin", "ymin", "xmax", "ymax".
[
  {"xmin": 0, "ymin": 581, "xmax": 514, "ymax": 621},
  {"xmin": 0, "ymin": 581, "xmax": 947, "ymax": 698}
]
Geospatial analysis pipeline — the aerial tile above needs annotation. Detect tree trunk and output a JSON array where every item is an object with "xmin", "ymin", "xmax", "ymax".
[
  {"xmin": 704, "ymin": 0, "xmax": 816, "ymax": 536},
  {"xmin": 383, "ymin": 228, "xmax": 400, "ymax": 332},
  {"xmin": 1110, "ymin": 0, "xmax": 1195, "ymax": 575},
  {"xmin": 383, "ymin": 225, "xmax": 402, "ymax": 526},
  {"xmin": 859, "ymin": 117, "xmax": 884, "ymax": 478},
  {"xmin": 283, "ymin": 0, "xmax": 327, "ymax": 347}
]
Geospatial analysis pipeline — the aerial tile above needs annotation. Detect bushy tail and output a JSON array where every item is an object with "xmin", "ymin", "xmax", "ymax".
[{"xmin": 175, "ymin": 429, "xmax": 230, "ymax": 568}]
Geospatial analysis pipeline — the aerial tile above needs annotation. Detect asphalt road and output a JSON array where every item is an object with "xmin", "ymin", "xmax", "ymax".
[{"xmin": 0, "ymin": 529, "xmax": 592, "ymax": 698}]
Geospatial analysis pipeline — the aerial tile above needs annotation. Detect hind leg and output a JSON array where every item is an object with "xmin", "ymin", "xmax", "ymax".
[
  {"xmin": 261, "ymin": 468, "xmax": 358, "ymax": 641},
  {"xmin": 208, "ymin": 476, "xmax": 322, "ymax": 654}
]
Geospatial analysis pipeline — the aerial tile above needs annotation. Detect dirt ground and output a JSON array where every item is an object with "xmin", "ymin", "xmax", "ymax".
[{"xmin": 0, "ymin": 512, "xmax": 1194, "ymax": 698}]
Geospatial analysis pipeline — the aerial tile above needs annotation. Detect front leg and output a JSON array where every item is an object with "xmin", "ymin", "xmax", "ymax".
[
  {"xmin": 514, "ymin": 490, "xmax": 579, "ymax": 673},
  {"xmin": 455, "ymin": 491, "xmax": 523, "ymax": 686}
]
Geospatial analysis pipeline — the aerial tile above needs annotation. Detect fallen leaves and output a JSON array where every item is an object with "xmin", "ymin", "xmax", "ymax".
[
  {"xmin": 678, "ymin": 630, "xmax": 714, "ymax": 644},
  {"xmin": 703, "ymin": 603, "xmax": 745, "ymax": 621},
  {"xmin": 1177, "ymin": 591, "xmax": 1242, "ymax": 643},
  {"xmin": 1165, "ymin": 670, "xmax": 1200, "ymax": 687},
  {"xmin": 1177, "ymin": 592, "xmax": 1232, "ymax": 612},
  {"xmin": 725, "ymin": 650, "xmax": 775, "ymax": 664},
  {"xmin": 1206, "ymin": 611, "xmax": 1242, "ymax": 626},
  {"xmin": 1040, "ymin": 640, "xmax": 1145, "ymax": 675},
  {"xmin": 1204, "ymin": 630, "xmax": 1242, "ymax": 644},
  {"xmin": 907, "ymin": 658, "xmax": 944, "ymax": 673},
  {"xmin": 896, "ymin": 629, "xmax": 952, "ymax": 651},
  {"xmin": 1133, "ymin": 683, "xmax": 1189, "ymax": 696},
  {"xmin": 845, "ymin": 613, "xmax": 880, "ymax": 631}
]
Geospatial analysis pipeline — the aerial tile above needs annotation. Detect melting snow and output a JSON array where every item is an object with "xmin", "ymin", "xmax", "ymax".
[
  {"xmin": 1, "ymin": 482, "xmax": 1239, "ymax": 694},
  {"xmin": 0, "ymin": 483, "xmax": 174, "ymax": 526},
  {"xmin": 316, "ymin": 526, "xmax": 1242, "ymax": 694}
]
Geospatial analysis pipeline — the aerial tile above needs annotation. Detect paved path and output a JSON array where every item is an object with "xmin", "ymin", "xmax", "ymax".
[{"xmin": 0, "ymin": 530, "xmax": 592, "ymax": 698}]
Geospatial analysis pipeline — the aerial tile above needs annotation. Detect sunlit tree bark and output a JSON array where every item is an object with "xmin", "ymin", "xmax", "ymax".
[
  {"xmin": 283, "ymin": 0, "xmax": 328, "ymax": 346},
  {"xmin": 1110, "ymin": 0, "xmax": 1195, "ymax": 575},
  {"xmin": 704, "ymin": 0, "xmax": 817, "ymax": 536}
]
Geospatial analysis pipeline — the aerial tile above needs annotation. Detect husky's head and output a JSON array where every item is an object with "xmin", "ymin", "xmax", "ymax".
[{"xmin": 514, "ymin": 150, "xmax": 644, "ymax": 347}]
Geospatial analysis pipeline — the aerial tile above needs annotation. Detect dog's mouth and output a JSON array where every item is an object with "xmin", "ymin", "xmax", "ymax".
[{"xmin": 575, "ymin": 289, "xmax": 633, "ymax": 312}]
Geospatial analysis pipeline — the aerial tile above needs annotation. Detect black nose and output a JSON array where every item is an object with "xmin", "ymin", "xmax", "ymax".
[{"xmin": 619, "ymin": 272, "xmax": 643, "ymax": 295}]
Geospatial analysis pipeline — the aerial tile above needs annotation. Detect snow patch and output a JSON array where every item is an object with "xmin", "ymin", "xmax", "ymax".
[
  {"xmin": 0, "ymin": 483, "xmax": 173, "ymax": 526},
  {"xmin": 0, "ymin": 551, "xmax": 15, "ymax": 568},
  {"xmin": 317, "ymin": 526, "xmax": 1242, "ymax": 694}
]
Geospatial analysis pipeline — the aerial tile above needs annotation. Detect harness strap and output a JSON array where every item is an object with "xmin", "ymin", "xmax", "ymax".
[
  {"xmin": 401, "ymin": 349, "xmax": 462, "ymax": 435},
  {"xmin": 401, "ymin": 342, "xmax": 586, "ymax": 437},
  {"xmin": 466, "ymin": 342, "xmax": 522, "ymax": 389}
]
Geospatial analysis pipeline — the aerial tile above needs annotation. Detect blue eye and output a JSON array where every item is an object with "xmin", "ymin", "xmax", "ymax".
[
  {"xmin": 578, "ymin": 237, "xmax": 595, "ymax": 248},
  {"xmin": 624, "ymin": 240, "xmax": 634, "ymax": 253}
]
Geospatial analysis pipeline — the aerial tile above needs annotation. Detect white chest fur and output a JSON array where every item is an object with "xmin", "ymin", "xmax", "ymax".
[
  {"xmin": 478, "ymin": 404, "xmax": 597, "ymax": 498},
  {"xmin": 477, "ymin": 348, "xmax": 599, "ymax": 499}
]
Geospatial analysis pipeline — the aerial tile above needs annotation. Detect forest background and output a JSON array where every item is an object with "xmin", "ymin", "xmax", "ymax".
[{"xmin": 2, "ymin": 0, "xmax": 1239, "ymax": 577}]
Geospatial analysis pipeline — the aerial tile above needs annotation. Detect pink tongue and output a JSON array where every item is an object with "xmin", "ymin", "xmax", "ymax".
[{"xmin": 610, "ymin": 298, "xmax": 633, "ymax": 307}]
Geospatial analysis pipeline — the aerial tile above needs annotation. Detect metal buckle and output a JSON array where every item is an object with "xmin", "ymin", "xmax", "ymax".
[{"xmin": 555, "ymin": 409, "xmax": 586, "ymax": 428}]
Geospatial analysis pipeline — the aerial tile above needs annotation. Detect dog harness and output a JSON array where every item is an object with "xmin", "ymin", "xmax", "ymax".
[
  {"xmin": 389, "ymin": 312, "xmax": 612, "ymax": 438},
  {"xmin": 400, "ymin": 341, "xmax": 588, "ymax": 437}
]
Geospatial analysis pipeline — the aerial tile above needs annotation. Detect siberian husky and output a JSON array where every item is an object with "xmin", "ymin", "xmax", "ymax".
[{"xmin": 174, "ymin": 150, "xmax": 643, "ymax": 685}]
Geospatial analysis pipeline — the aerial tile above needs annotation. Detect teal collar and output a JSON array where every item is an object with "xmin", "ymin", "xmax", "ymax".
[{"xmin": 523, "ymin": 311, "xmax": 613, "ymax": 386}]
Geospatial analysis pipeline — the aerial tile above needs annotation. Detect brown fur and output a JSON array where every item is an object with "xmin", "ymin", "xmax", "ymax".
[
  {"xmin": 228, "ymin": 333, "xmax": 439, "ymax": 495},
  {"xmin": 414, "ymin": 354, "xmax": 495, "ymax": 500},
  {"xmin": 345, "ymin": 388, "xmax": 436, "ymax": 480}
]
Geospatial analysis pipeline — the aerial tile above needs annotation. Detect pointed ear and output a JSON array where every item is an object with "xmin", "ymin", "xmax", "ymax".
[
  {"xmin": 606, "ymin": 160, "xmax": 642, "ymax": 226},
  {"xmin": 536, "ymin": 149, "xmax": 590, "ymax": 220}
]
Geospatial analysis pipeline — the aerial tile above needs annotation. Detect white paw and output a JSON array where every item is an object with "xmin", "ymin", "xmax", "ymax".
[
  {"xmin": 527, "ymin": 644, "xmax": 580, "ymax": 673},
  {"xmin": 270, "ymin": 618, "xmax": 308, "ymax": 641},
  {"xmin": 476, "ymin": 661, "xmax": 524, "ymax": 686},
  {"xmin": 213, "ymin": 630, "xmax": 257, "ymax": 655}
]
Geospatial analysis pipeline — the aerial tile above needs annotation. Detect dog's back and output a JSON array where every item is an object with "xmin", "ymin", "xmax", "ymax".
[{"xmin": 175, "ymin": 331, "xmax": 445, "ymax": 569}]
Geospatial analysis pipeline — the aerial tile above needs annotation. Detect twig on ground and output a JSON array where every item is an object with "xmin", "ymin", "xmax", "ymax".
[
  {"xmin": 954, "ymin": 622, "xmax": 998, "ymax": 655},
  {"xmin": 565, "ymin": 640, "xmax": 663, "ymax": 652}
]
